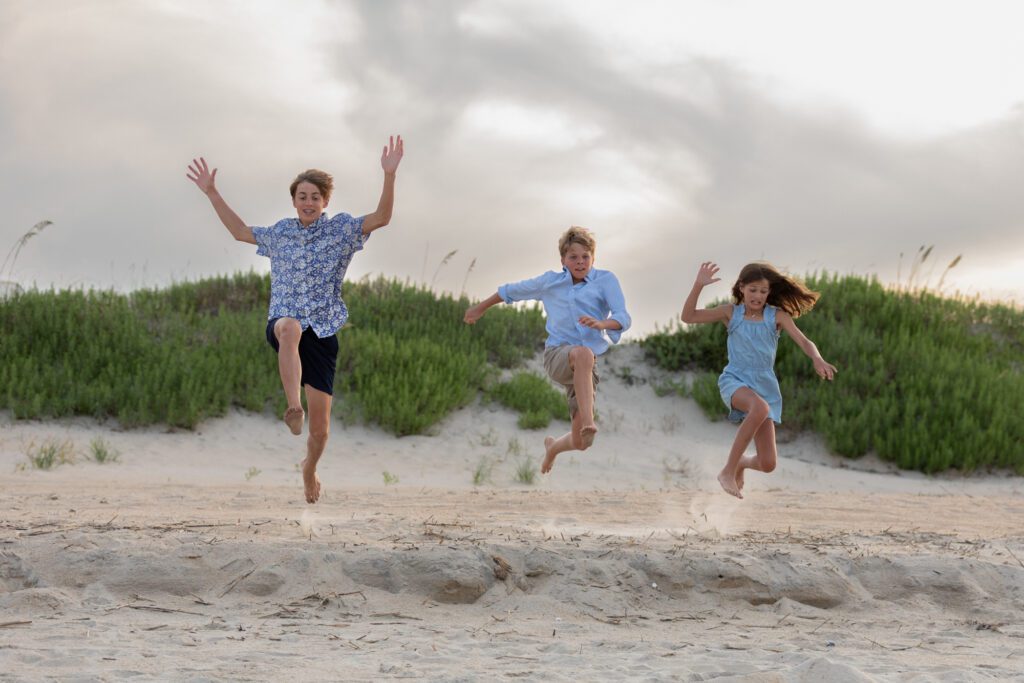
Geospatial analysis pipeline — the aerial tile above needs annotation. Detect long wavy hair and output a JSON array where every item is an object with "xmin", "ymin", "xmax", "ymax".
[{"xmin": 732, "ymin": 262, "xmax": 819, "ymax": 317}]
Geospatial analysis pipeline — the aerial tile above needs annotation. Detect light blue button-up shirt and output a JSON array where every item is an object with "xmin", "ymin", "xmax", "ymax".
[
  {"xmin": 252, "ymin": 212, "xmax": 367, "ymax": 338},
  {"xmin": 498, "ymin": 268, "xmax": 631, "ymax": 355}
]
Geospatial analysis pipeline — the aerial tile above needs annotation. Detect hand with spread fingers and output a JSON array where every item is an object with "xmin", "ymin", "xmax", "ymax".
[
  {"xmin": 186, "ymin": 157, "xmax": 218, "ymax": 195},
  {"xmin": 381, "ymin": 135, "xmax": 404, "ymax": 175}
]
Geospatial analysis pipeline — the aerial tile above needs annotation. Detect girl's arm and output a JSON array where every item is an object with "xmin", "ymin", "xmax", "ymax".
[
  {"xmin": 777, "ymin": 312, "xmax": 837, "ymax": 380},
  {"xmin": 681, "ymin": 262, "xmax": 732, "ymax": 325},
  {"xmin": 186, "ymin": 158, "xmax": 255, "ymax": 245},
  {"xmin": 362, "ymin": 135, "xmax": 404, "ymax": 235},
  {"xmin": 463, "ymin": 292, "xmax": 502, "ymax": 324}
]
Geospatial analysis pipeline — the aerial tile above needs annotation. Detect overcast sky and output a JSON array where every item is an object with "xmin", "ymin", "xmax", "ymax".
[{"xmin": 2, "ymin": 0, "xmax": 1022, "ymax": 333}]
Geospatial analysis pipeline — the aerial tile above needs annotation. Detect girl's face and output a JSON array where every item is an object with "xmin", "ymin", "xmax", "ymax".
[
  {"xmin": 561, "ymin": 242, "xmax": 594, "ymax": 283},
  {"xmin": 739, "ymin": 278, "xmax": 770, "ymax": 312},
  {"xmin": 293, "ymin": 181, "xmax": 328, "ymax": 226}
]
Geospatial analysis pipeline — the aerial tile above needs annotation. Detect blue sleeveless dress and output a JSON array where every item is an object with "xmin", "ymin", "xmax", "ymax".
[{"xmin": 717, "ymin": 304, "xmax": 783, "ymax": 425}]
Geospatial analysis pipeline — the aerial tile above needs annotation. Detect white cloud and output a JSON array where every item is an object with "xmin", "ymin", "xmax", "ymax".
[{"xmin": 459, "ymin": 100, "xmax": 602, "ymax": 148}]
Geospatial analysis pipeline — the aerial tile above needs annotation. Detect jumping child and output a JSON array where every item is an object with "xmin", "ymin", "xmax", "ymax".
[
  {"xmin": 681, "ymin": 261, "xmax": 836, "ymax": 499},
  {"xmin": 464, "ymin": 227, "xmax": 630, "ymax": 474},
  {"xmin": 186, "ymin": 136, "xmax": 404, "ymax": 503}
]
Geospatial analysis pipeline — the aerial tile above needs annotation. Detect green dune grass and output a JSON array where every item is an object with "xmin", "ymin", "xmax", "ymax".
[
  {"xmin": 642, "ymin": 273, "xmax": 1024, "ymax": 474},
  {"xmin": 2, "ymin": 271, "xmax": 1020, "ymax": 474},
  {"xmin": 0, "ymin": 273, "xmax": 545, "ymax": 435}
]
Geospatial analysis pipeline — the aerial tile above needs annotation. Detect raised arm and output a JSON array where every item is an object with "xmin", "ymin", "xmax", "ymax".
[
  {"xmin": 777, "ymin": 312, "xmax": 837, "ymax": 380},
  {"xmin": 681, "ymin": 262, "xmax": 732, "ymax": 325},
  {"xmin": 185, "ymin": 158, "xmax": 255, "ymax": 245},
  {"xmin": 464, "ymin": 292, "xmax": 502, "ymax": 324},
  {"xmin": 362, "ymin": 135, "xmax": 404, "ymax": 235}
]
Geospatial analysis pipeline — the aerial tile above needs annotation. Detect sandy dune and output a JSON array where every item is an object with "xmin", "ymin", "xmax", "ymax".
[{"xmin": 2, "ymin": 347, "xmax": 1023, "ymax": 681}]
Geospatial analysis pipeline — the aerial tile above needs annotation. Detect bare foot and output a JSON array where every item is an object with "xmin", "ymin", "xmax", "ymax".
[
  {"xmin": 736, "ymin": 466, "xmax": 745, "ymax": 491},
  {"xmin": 301, "ymin": 458, "xmax": 321, "ymax": 503},
  {"xmin": 717, "ymin": 470, "xmax": 743, "ymax": 499},
  {"xmin": 284, "ymin": 407, "xmax": 304, "ymax": 436},
  {"xmin": 580, "ymin": 423, "xmax": 598, "ymax": 449},
  {"xmin": 541, "ymin": 436, "xmax": 557, "ymax": 474}
]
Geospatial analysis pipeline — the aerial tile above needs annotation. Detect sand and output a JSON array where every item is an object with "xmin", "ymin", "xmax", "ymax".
[{"xmin": 2, "ymin": 346, "xmax": 1023, "ymax": 681}]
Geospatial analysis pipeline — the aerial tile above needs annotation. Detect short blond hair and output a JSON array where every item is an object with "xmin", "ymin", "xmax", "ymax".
[
  {"xmin": 558, "ymin": 226, "xmax": 596, "ymax": 257},
  {"xmin": 290, "ymin": 169, "xmax": 334, "ymax": 203}
]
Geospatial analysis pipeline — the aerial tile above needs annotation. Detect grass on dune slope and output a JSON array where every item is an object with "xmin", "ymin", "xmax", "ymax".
[{"xmin": 642, "ymin": 273, "xmax": 1024, "ymax": 474}]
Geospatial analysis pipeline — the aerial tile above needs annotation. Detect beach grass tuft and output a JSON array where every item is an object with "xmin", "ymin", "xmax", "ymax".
[
  {"xmin": 514, "ymin": 456, "xmax": 537, "ymax": 485},
  {"xmin": 21, "ymin": 437, "xmax": 76, "ymax": 470},
  {"xmin": 89, "ymin": 437, "xmax": 120, "ymax": 464}
]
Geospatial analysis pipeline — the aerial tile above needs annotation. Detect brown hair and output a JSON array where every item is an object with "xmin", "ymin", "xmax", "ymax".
[
  {"xmin": 558, "ymin": 226, "xmax": 596, "ymax": 257},
  {"xmin": 732, "ymin": 262, "xmax": 819, "ymax": 317},
  {"xmin": 289, "ymin": 169, "xmax": 334, "ymax": 203}
]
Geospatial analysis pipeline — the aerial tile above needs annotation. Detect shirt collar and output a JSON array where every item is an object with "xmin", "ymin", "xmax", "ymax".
[
  {"xmin": 561, "ymin": 266, "xmax": 596, "ymax": 283},
  {"xmin": 294, "ymin": 212, "xmax": 328, "ymax": 232}
]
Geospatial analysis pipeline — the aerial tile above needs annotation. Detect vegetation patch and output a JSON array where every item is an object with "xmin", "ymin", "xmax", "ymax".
[
  {"xmin": 0, "ymin": 274, "xmax": 546, "ymax": 436},
  {"xmin": 642, "ymin": 273, "xmax": 1024, "ymax": 474},
  {"xmin": 486, "ymin": 372, "xmax": 569, "ymax": 429}
]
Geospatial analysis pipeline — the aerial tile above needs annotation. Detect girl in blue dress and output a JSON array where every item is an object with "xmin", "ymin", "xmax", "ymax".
[{"xmin": 681, "ymin": 262, "xmax": 837, "ymax": 499}]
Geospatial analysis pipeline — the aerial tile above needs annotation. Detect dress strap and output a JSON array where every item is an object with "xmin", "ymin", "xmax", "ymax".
[
  {"xmin": 764, "ymin": 305, "xmax": 779, "ymax": 334},
  {"xmin": 728, "ymin": 303, "xmax": 745, "ymax": 333}
]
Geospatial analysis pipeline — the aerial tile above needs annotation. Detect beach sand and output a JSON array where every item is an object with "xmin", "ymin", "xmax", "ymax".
[{"xmin": 2, "ymin": 346, "xmax": 1023, "ymax": 681}]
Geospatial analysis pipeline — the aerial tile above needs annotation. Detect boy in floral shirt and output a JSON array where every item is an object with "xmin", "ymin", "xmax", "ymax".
[{"xmin": 186, "ymin": 136, "xmax": 404, "ymax": 503}]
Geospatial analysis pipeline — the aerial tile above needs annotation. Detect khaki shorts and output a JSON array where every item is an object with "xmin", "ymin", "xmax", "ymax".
[{"xmin": 543, "ymin": 345, "xmax": 600, "ymax": 419}]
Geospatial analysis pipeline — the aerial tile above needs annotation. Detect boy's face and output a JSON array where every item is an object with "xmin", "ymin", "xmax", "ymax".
[
  {"xmin": 561, "ymin": 242, "xmax": 594, "ymax": 283},
  {"xmin": 292, "ymin": 181, "xmax": 329, "ymax": 226}
]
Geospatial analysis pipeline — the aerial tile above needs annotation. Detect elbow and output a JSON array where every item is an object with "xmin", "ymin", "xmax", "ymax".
[
  {"xmin": 680, "ymin": 311, "xmax": 693, "ymax": 324},
  {"xmin": 365, "ymin": 215, "xmax": 390, "ymax": 232}
]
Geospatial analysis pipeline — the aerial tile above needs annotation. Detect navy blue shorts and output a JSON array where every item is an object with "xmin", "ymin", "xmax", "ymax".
[{"xmin": 266, "ymin": 319, "xmax": 340, "ymax": 396}]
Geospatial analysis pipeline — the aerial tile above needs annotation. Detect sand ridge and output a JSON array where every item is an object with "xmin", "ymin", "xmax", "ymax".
[{"xmin": 2, "ymin": 483, "xmax": 1023, "ymax": 681}]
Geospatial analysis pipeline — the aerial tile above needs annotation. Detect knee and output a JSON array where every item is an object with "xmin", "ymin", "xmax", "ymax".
[
  {"xmin": 276, "ymin": 319, "xmax": 302, "ymax": 344},
  {"xmin": 569, "ymin": 346, "xmax": 595, "ymax": 370},
  {"xmin": 760, "ymin": 457, "xmax": 776, "ymax": 474},
  {"xmin": 749, "ymin": 399, "xmax": 770, "ymax": 421},
  {"xmin": 309, "ymin": 425, "xmax": 330, "ymax": 444}
]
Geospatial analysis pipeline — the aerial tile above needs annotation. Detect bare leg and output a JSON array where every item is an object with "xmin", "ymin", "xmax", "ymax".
[
  {"xmin": 736, "ymin": 421, "xmax": 778, "ymax": 490},
  {"xmin": 542, "ymin": 411, "xmax": 588, "ymax": 474},
  {"xmin": 274, "ymin": 318, "xmax": 304, "ymax": 435},
  {"xmin": 300, "ymin": 385, "xmax": 332, "ymax": 504},
  {"xmin": 569, "ymin": 346, "xmax": 598, "ymax": 448},
  {"xmin": 718, "ymin": 388, "xmax": 771, "ymax": 499}
]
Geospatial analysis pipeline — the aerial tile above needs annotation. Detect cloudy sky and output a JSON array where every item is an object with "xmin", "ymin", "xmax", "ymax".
[{"xmin": 2, "ymin": 0, "xmax": 1022, "ymax": 333}]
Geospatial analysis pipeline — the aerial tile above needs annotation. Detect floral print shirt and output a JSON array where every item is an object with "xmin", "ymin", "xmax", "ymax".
[{"xmin": 252, "ymin": 212, "xmax": 367, "ymax": 338}]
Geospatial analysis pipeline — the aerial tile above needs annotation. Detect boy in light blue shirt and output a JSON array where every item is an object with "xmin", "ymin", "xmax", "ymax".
[{"xmin": 464, "ymin": 227, "xmax": 631, "ymax": 474}]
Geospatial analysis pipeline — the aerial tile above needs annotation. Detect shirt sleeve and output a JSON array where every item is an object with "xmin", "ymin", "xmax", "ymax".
[
  {"xmin": 498, "ymin": 271, "xmax": 554, "ymax": 304},
  {"xmin": 602, "ymin": 272, "xmax": 631, "ymax": 344},
  {"xmin": 251, "ymin": 224, "xmax": 274, "ymax": 258},
  {"xmin": 337, "ymin": 213, "xmax": 369, "ymax": 251}
]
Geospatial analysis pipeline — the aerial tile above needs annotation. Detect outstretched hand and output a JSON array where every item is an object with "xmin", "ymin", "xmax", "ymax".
[
  {"xmin": 381, "ymin": 135, "xmax": 404, "ymax": 174},
  {"xmin": 814, "ymin": 357, "xmax": 838, "ymax": 381},
  {"xmin": 186, "ymin": 157, "xmax": 217, "ymax": 195},
  {"xmin": 463, "ymin": 304, "xmax": 484, "ymax": 325},
  {"xmin": 695, "ymin": 261, "xmax": 721, "ymax": 287}
]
